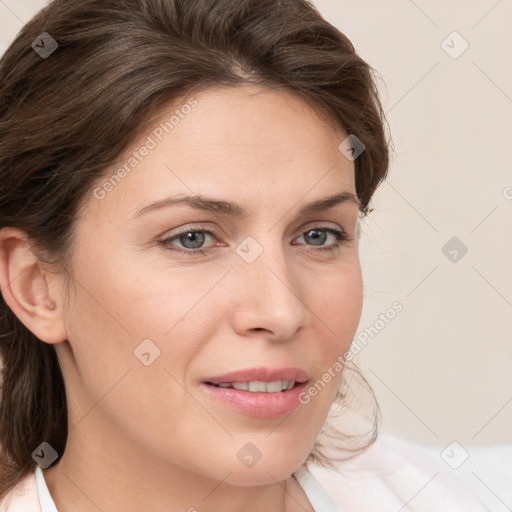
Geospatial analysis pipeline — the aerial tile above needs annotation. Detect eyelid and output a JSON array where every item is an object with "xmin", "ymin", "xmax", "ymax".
[
  {"xmin": 299, "ymin": 220, "xmax": 344, "ymax": 234},
  {"xmin": 164, "ymin": 223, "xmax": 217, "ymax": 238},
  {"xmin": 161, "ymin": 225, "xmax": 220, "ymax": 244}
]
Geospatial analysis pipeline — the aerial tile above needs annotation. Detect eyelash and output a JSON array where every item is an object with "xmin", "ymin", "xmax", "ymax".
[{"xmin": 159, "ymin": 224, "xmax": 352, "ymax": 256}]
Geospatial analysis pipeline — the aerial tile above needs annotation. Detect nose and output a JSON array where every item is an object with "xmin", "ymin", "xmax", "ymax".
[{"xmin": 229, "ymin": 238, "xmax": 309, "ymax": 342}]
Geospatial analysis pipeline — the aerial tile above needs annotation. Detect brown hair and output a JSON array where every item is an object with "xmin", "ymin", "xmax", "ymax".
[{"xmin": 0, "ymin": 0, "xmax": 392, "ymax": 498}]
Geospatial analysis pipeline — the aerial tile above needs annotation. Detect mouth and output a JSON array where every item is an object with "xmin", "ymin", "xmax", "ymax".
[{"xmin": 200, "ymin": 367, "xmax": 309, "ymax": 419}]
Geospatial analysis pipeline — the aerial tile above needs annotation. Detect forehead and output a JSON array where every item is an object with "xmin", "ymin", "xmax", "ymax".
[
  {"xmin": 84, "ymin": 84, "xmax": 355, "ymax": 221},
  {"xmin": 171, "ymin": 83, "xmax": 345, "ymax": 149}
]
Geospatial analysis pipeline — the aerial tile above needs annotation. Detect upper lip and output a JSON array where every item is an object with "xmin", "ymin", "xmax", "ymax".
[{"xmin": 202, "ymin": 367, "xmax": 309, "ymax": 385}]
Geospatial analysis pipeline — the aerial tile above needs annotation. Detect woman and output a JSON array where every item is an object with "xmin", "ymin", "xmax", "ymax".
[{"xmin": 0, "ymin": 0, "xmax": 487, "ymax": 510}]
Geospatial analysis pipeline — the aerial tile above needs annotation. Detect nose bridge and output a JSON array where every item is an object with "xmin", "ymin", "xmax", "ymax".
[{"xmin": 230, "ymin": 231, "xmax": 308, "ymax": 337}]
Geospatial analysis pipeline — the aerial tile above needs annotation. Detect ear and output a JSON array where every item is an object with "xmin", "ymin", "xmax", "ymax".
[{"xmin": 0, "ymin": 227, "xmax": 68, "ymax": 344}]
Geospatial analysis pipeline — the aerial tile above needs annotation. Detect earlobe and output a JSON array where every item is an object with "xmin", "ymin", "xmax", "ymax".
[{"xmin": 0, "ymin": 227, "xmax": 68, "ymax": 344}]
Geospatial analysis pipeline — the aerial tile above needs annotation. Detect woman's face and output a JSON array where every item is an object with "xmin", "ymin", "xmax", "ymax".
[{"xmin": 57, "ymin": 84, "xmax": 363, "ymax": 485}]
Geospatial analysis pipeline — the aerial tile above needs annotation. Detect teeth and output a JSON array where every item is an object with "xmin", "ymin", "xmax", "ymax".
[
  {"xmin": 249, "ymin": 381, "xmax": 268, "ymax": 392},
  {"xmin": 214, "ymin": 380, "xmax": 296, "ymax": 393},
  {"xmin": 232, "ymin": 382, "xmax": 249, "ymax": 391}
]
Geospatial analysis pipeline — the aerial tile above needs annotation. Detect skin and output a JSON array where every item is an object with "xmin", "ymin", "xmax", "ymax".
[{"xmin": 0, "ymin": 84, "xmax": 363, "ymax": 512}]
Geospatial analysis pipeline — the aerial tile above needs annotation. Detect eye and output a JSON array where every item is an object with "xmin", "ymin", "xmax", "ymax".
[
  {"xmin": 293, "ymin": 226, "xmax": 350, "ymax": 252},
  {"xmin": 159, "ymin": 224, "xmax": 351, "ymax": 256},
  {"xmin": 159, "ymin": 227, "xmax": 218, "ymax": 255}
]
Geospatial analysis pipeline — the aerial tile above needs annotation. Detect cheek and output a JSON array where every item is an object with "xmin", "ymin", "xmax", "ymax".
[
  {"xmin": 62, "ymin": 249, "xmax": 225, "ymax": 424},
  {"xmin": 69, "ymin": 245, "xmax": 212, "ymax": 343},
  {"xmin": 298, "ymin": 260, "xmax": 362, "ymax": 411},
  {"xmin": 307, "ymin": 259, "xmax": 363, "ymax": 348},
  {"xmin": 62, "ymin": 264, "xmax": 205, "ymax": 462}
]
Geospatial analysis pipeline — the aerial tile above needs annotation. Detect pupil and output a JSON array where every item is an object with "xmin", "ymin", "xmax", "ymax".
[
  {"xmin": 180, "ymin": 232, "xmax": 205, "ymax": 249},
  {"xmin": 305, "ymin": 229, "xmax": 326, "ymax": 246}
]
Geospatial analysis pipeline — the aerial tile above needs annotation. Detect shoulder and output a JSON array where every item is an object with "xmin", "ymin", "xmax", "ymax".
[
  {"xmin": 0, "ymin": 471, "xmax": 40, "ymax": 512},
  {"xmin": 305, "ymin": 433, "xmax": 489, "ymax": 511}
]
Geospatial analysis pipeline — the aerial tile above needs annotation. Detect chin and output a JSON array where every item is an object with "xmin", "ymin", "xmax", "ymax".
[
  {"xmin": 223, "ymin": 469, "xmax": 296, "ymax": 487},
  {"xmin": 218, "ymin": 452, "xmax": 308, "ymax": 487}
]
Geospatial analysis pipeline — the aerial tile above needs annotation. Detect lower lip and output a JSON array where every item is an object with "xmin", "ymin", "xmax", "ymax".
[{"xmin": 200, "ymin": 382, "xmax": 308, "ymax": 419}]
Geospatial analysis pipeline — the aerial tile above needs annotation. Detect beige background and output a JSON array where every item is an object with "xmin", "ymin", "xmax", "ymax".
[
  {"xmin": 313, "ymin": 0, "xmax": 512, "ymax": 448},
  {"xmin": 1, "ymin": 0, "xmax": 511, "ymax": 450}
]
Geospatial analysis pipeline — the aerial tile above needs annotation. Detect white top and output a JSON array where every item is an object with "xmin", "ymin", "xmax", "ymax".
[
  {"xmin": 0, "ymin": 433, "xmax": 488, "ymax": 511},
  {"xmin": 34, "ymin": 466, "xmax": 58, "ymax": 512}
]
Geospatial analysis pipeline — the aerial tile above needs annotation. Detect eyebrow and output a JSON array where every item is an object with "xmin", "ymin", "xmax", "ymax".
[{"xmin": 131, "ymin": 191, "xmax": 360, "ymax": 220}]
